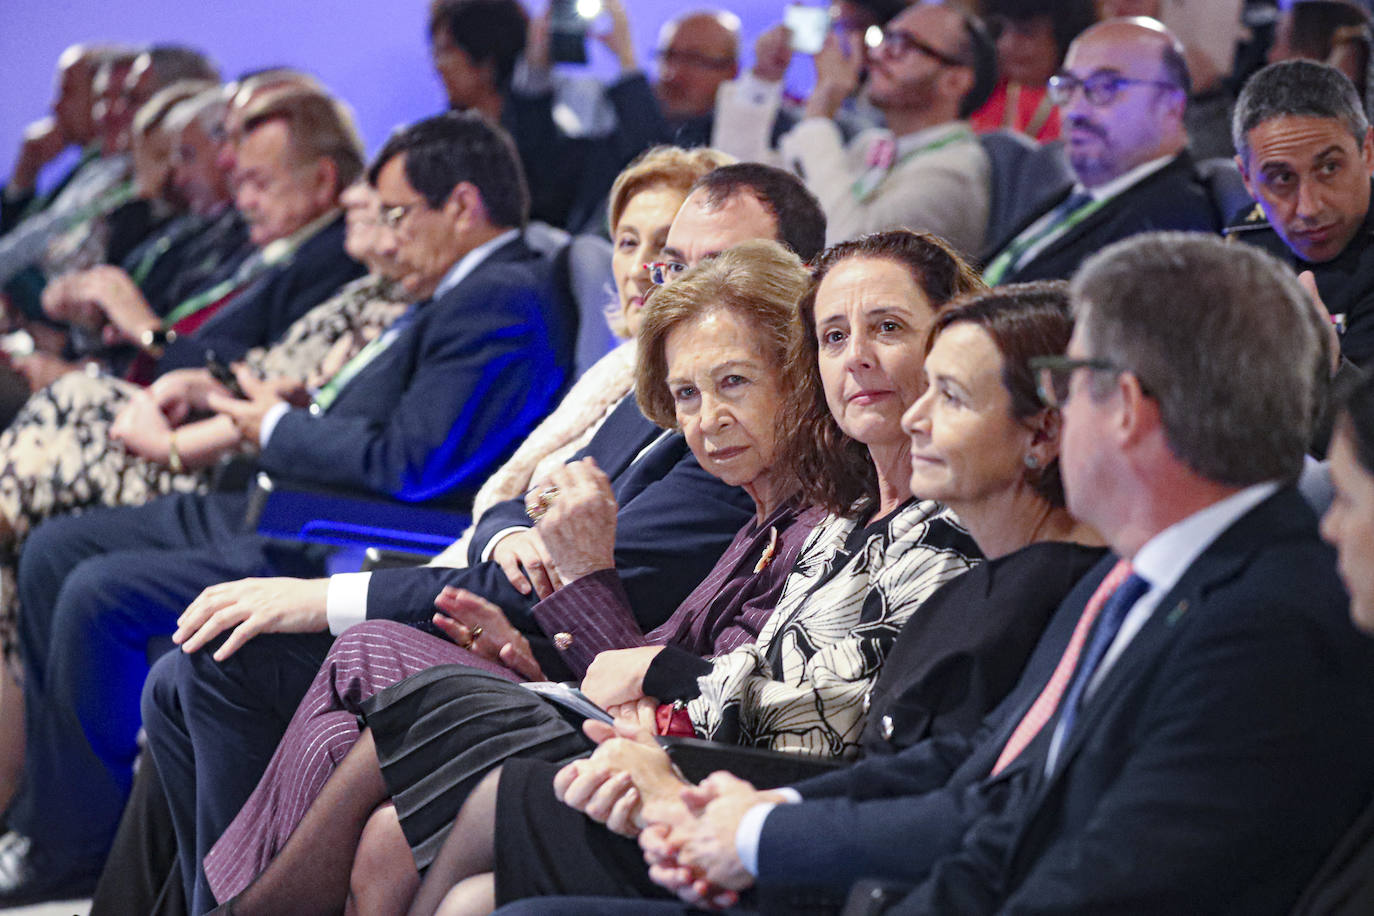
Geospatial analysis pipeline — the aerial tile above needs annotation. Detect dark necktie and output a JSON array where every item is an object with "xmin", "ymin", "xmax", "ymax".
[{"xmin": 1047, "ymin": 570, "xmax": 1151, "ymax": 769}]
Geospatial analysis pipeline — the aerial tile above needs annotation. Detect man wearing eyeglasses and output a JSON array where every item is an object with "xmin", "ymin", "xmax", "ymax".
[
  {"xmin": 751, "ymin": 1, "xmax": 996, "ymax": 256},
  {"xmin": 981, "ymin": 17, "xmax": 1220, "ymax": 285}
]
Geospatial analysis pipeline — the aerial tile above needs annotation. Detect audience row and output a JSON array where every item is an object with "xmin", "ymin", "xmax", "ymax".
[{"xmin": 0, "ymin": 2, "xmax": 1370, "ymax": 915}]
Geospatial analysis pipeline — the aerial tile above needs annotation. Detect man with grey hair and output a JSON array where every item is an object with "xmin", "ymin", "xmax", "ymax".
[
  {"xmin": 1228, "ymin": 58, "xmax": 1374, "ymax": 368},
  {"xmin": 620, "ymin": 232, "xmax": 1374, "ymax": 914}
]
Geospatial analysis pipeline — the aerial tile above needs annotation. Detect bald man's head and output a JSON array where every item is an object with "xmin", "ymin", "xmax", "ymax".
[
  {"xmin": 1055, "ymin": 17, "xmax": 1190, "ymax": 187},
  {"xmin": 654, "ymin": 11, "xmax": 740, "ymax": 121}
]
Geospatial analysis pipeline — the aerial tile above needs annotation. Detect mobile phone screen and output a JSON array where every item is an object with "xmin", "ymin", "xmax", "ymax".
[
  {"xmin": 206, "ymin": 352, "xmax": 248, "ymax": 400},
  {"xmin": 550, "ymin": 0, "xmax": 590, "ymax": 64},
  {"xmin": 785, "ymin": 4, "xmax": 830, "ymax": 55}
]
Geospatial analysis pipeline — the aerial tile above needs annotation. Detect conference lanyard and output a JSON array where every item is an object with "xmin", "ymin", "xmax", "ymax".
[
  {"xmin": 851, "ymin": 127, "xmax": 974, "ymax": 202},
  {"xmin": 983, "ymin": 192, "xmax": 1112, "ymax": 285},
  {"xmin": 157, "ymin": 213, "xmax": 326, "ymax": 328},
  {"xmin": 129, "ymin": 215, "xmax": 206, "ymax": 286},
  {"xmin": 309, "ymin": 306, "xmax": 416, "ymax": 413}
]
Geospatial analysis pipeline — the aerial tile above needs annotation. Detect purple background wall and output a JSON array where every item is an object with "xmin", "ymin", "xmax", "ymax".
[{"xmin": 0, "ymin": 1, "xmax": 796, "ymax": 186}]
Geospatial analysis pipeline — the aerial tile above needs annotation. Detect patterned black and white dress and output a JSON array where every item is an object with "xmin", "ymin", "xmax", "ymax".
[{"xmin": 688, "ymin": 497, "xmax": 981, "ymax": 758}]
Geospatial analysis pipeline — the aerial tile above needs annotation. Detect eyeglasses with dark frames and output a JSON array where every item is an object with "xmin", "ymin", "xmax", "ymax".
[
  {"xmin": 875, "ymin": 29, "xmax": 968, "ymax": 67},
  {"xmin": 1046, "ymin": 70, "xmax": 1180, "ymax": 107},
  {"xmin": 1029, "ymin": 355, "xmax": 1131, "ymax": 408}
]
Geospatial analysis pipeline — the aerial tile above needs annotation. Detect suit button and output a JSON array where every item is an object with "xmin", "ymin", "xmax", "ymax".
[
  {"xmin": 554, "ymin": 632, "xmax": 574, "ymax": 650},
  {"xmin": 881, "ymin": 715, "xmax": 895, "ymax": 740},
  {"xmin": 309, "ymin": 403, "xmax": 323, "ymax": 417}
]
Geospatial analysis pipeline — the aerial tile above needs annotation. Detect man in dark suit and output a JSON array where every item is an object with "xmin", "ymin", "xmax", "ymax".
[
  {"xmin": 1228, "ymin": 59, "xmax": 1374, "ymax": 369},
  {"xmin": 980, "ymin": 17, "xmax": 1220, "ymax": 285},
  {"xmin": 1, "ymin": 45, "xmax": 101, "ymax": 235},
  {"xmin": 0, "ymin": 110, "xmax": 576, "ymax": 905},
  {"xmin": 606, "ymin": 232, "xmax": 1374, "ymax": 916},
  {"xmin": 119, "ymin": 161, "xmax": 824, "ymax": 913}
]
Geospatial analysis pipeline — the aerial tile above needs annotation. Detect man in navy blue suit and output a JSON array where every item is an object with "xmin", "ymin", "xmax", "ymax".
[
  {"xmin": 510, "ymin": 232, "xmax": 1374, "ymax": 916},
  {"xmin": 108, "ymin": 161, "xmax": 826, "ymax": 913},
  {"xmin": 0, "ymin": 110, "xmax": 577, "ymax": 905}
]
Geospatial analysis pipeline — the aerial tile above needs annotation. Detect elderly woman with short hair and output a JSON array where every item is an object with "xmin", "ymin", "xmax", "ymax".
[{"xmin": 203, "ymin": 238, "xmax": 826, "ymax": 915}]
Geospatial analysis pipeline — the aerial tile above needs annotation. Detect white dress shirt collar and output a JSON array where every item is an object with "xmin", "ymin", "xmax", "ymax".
[
  {"xmin": 433, "ymin": 228, "xmax": 521, "ymax": 301},
  {"xmin": 1129, "ymin": 480, "xmax": 1281, "ymax": 595},
  {"xmin": 1078, "ymin": 152, "xmax": 1178, "ymax": 203}
]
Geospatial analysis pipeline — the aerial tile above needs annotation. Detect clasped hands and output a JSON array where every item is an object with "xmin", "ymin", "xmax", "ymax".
[{"xmin": 555, "ymin": 714, "xmax": 788, "ymax": 909}]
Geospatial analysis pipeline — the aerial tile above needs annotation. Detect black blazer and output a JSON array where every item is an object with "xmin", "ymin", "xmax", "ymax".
[
  {"xmin": 134, "ymin": 208, "xmax": 253, "ymax": 317},
  {"xmin": 893, "ymin": 488, "xmax": 1374, "ymax": 914},
  {"xmin": 860, "ymin": 542, "xmax": 1109, "ymax": 757},
  {"xmin": 1292, "ymin": 790, "xmax": 1374, "ymax": 914},
  {"xmin": 365, "ymin": 394, "xmax": 756, "ymax": 679},
  {"xmin": 755, "ymin": 550, "xmax": 1116, "ymax": 897},
  {"xmin": 155, "ymin": 213, "xmax": 364, "ymax": 372},
  {"xmin": 981, "ymin": 152, "xmax": 1222, "ymax": 284}
]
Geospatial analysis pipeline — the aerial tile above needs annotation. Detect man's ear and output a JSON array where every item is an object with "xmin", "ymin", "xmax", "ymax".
[
  {"xmin": 943, "ymin": 66, "xmax": 974, "ymax": 111},
  {"xmin": 1234, "ymin": 150, "xmax": 1256, "ymax": 200},
  {"xmin": 1115, "ymin": 370, "xmax": 1158, "ymax": 449},
  {"xmin": 1360, "ymin": 125, "xmax": 1374, "ymax": 176},
  {"xmin": 312, "ymin": 156, "xmax": 339, "ymax": 212},
  {"xmin": 446, "ymin": 181, "xmax": 490, "ymax": 230}
]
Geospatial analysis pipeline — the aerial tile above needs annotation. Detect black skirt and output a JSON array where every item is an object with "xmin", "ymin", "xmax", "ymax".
[
  {"xmin": 360, "ymin": 665, "xmax": 593, "ymax": 871},
  {"xmin": 493, "ymin": 756, "xmax": 670, "ymax": 905}
]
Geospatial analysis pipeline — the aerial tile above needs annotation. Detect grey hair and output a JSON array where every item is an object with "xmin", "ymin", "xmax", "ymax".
[
  {"xmin": 1069, "ymin": 232, "xmax": 1320, "ymax": 486},
  {"xmin": 132, "ymin": 79, "xmax": 216, "ymax": 139},
  {"xmin": 1232, "ymin": 59, "xmax": 1368, "ymax": 159},
  {"xmin": 164, "ymin": 87, "xmax": 228, "ymax": 138}
]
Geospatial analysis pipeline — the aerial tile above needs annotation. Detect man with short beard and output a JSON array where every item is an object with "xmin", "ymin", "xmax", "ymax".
[
  {"xmin": 980, "ymin": 16, "xmax": 1221, "ymax": 285},
  {"xmin": 761, "ymin": 0, "xmax": 996, "ymax": 255}
]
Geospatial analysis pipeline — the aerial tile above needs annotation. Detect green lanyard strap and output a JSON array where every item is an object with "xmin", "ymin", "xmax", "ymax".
[
  {"xmin": 310, "ymin": 306, "xmax": 416, "ymax": 413},
  {"xmin": 983, "ymin": 192, "xmax": 1110, "ymax": 285}
]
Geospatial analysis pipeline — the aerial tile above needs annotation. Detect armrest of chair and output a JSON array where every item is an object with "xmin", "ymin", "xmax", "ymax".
[
  {"xmin": 245, "ymin": 472, "xmax": 470, "ymax": 557},
  {"xmin": 656, "ymin": 735, "xmax": 845, "ymax": 788}
]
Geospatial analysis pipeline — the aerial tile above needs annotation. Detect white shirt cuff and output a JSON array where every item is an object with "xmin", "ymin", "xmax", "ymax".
[
  {"xmin": 325, "ymin": 571, "xmax": 371, "ymax": 634},
  {"xmin": 735, "ymin": 790, "xmax": 802, "ymax": 877},
  {"xmin": 479, "ymin": 526, "xmax": 530, "ymax": 563},
  {"xmin": 258, "ymin": 401, "xmax": 292, "ymax": 448}
]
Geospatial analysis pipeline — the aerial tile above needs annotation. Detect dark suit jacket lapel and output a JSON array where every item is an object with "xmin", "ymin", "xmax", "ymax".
[
  {"xmin": 1034, "ymin": 153, "xmax": 1196, "ymax": 266},
  {"xmin": 1021, "ymin": 487, "xmax": 1313, "ymax": 803},
  {"xmin": 578, "ymin": 395, "xmax": 664, "ymax": 482},
  {"xmin": 983, "ymin": 181, "xmax": 1075, "ymax": 260}
]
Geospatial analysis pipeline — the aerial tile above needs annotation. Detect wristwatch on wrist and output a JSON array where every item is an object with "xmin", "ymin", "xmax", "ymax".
[{"xmin": 139, "ymin": 327, "xmax": 177, "ymax": 356}]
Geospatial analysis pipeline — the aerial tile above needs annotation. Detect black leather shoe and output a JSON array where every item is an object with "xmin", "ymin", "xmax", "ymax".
[{"xmin": 0, "ymin": 831, "xmax": 100, "ymax": 906}]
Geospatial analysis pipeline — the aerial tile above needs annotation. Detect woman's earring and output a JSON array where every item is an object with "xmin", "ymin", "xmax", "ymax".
[{"xmin": 1024, "ymin": 454, "xmax": 1040, "ymax": 470}]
